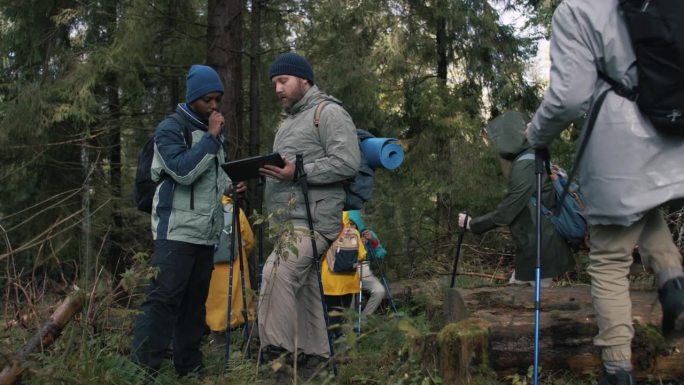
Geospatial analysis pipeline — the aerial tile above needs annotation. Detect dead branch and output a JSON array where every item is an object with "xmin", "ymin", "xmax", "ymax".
[{"xmin": 0, "ymin": 290, "xmax": 85, "ymax": 385}]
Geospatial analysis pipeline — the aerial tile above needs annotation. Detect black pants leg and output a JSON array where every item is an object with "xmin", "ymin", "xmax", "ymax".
[
  {"xmin": 324, "ymin": 294, "xmax": 353, "ymax": 338},
  {"xmin": 131, "ymin": 240, "xmax": 214, "ymax": 375},
  {"xmin": 172, "ymin": 243, "xmax": 213, "ymax": 375}
]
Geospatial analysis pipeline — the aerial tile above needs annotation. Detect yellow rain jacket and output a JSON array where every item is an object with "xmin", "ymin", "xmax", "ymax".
[
  {"xmin": 321, "ymin": 211, "xmax": 366, "ymax": 296},
  {"xmin": 205, "ymin": 196, "xmax": 255, "ymax": 331}
]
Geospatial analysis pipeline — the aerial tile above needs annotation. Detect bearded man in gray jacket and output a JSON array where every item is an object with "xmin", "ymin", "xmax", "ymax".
[
  {"xmin": 258, "ymin": 52, "xmax": 360, "ymax": 366},
  {"xmin": 526, "ymin": 1, "xmax": 684, "ymax": 384}
]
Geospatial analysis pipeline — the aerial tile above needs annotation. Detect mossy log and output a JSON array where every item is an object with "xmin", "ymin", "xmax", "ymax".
[
  {"xmin": 434, "ymin": 285, "xmax": 684, "ymax": 382},
  {"xmin": 0, "ymin": 291, "xmax": 85, "ymax": 385}
]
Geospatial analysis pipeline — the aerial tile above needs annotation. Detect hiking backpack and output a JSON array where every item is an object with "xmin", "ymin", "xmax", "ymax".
[
  {"xmin": 134, "ymin": 113, "xmax": 192, "ymax": 213},
  {"xmin": 601, "ymin": 0, "xmax": 684, "ymax": 134},
  {"xmin": 213, "ymin": 202, "xmax": 236, "ymax": 263},
  {"xmin": 314, "ymin": 101, "xmax": 376, "ymax": 211},
  {"xmin": 325, "ymin": 226, "xmax": 360, "ymax": 273},
  {"xmin": 518, "ymin": 154, "xmax": 588, "ymax": 248}
]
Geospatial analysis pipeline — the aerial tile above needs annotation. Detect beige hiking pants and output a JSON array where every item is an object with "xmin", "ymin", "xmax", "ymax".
[
  {"xmin": 588, "ymin": 208, "xmax": 682, "ymax": 362},
  {"xmin": 258, "ymin": 229, "xmax": 331, "ymax": 358},
  {"xmin": 358, "ymin": 262, "xmax": 386, "ymax": 316}
]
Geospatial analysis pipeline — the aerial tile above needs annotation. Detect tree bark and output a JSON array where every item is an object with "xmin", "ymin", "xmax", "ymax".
[
  {"xmin": 247, "ymin": 0, "xmax": 263, "ymax": 285},
  {"xmin": 0, "ymin": 292, "xmax": 85, "ymax": 385},
  {"xmin": 208, "ymin": 0, "xmax": 244, "ymax": 160},
  {"xmin": 435, "ymin": 7, "xmax": 447, "ymax": 83},
  {"xmin": 105, "ymin": 71, "xmax": 124, "ymax": 281}
]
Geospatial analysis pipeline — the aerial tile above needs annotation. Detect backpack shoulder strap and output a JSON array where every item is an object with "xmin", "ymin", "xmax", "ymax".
[
  {"xmin": 597, "ymin": 70, "xmax": 637, "ymax": 100},
  {"xmin": 313, "ymin": 100, "xmax": 333, "ymax": 128},
  {"xmin": 168, "ymin": 113, "xmax": 193, "ymax": 148},
  {"xmin": 516, "ymin": 153, "xmax": 535, "ymax": 162},
  {"xmin": 167, "ymin": 112, "xmax": 196, "ymax": 209}
]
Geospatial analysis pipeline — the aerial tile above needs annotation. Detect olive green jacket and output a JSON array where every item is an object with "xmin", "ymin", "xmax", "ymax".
[{"xmin": 470, "ymin": 112, "xmax": 575, "ymax": 281}]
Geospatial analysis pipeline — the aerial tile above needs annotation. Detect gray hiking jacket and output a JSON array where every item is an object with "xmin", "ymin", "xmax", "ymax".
[
  {"xmin": 265, "ymin": 86, "xmax": 361, "ymax": 240},
  {"xmin": 527, "ymin": 0, "xmax": 684, "ymax": 226}
]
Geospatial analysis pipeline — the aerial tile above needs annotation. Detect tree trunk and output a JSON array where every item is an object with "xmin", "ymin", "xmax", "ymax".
[
  {"xmin": 248, "ymin": 0, "xmax": 262, "ymax": 160},
  {"xmin": 106, "ymin": 72, "xmax": 124, "ymax": 281},
  {"xmin": 247, "ymin": 0, "xmax": 263, "ymax": 285},
  {"xmin": 80, "ymin": 125, "xmax": 92, "ymax": 277},
  {"xmin": 435, "ymin": 11, "xmax": 447, "ymax": 83},
  {"xmin": 426, "ymin": 285, "xmax": 684, "ymax": 382},
  {"xmin": 208, "ymin": 0, "xmax": 243, "ymax": 160}
]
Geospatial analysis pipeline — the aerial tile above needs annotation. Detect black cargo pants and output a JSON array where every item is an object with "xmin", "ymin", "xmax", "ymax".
[{"xmin": 131, "ymin": 239, "xmax": 214, "ymax": 376}]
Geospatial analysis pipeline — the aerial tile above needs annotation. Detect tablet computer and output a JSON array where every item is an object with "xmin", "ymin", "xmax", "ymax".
[{"xmin": 221, "ymin": 152, "xmax": 285, "ymax": 182}]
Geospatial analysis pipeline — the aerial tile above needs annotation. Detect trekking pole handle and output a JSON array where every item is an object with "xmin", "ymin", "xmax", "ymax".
[
  {"xmin": 295, "ymin": 154, "xmax": 305, "ymax": 181},
  {"xmin": 449, "ymin": 211, "xmax": 468, "ymax": 289},
  {"xmin": 534, "ymin": 149, "xmax": 548, "ymax": 175}
]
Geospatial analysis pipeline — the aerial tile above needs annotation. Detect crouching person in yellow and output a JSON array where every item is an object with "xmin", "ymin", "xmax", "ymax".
[
  {"xmin": 205, "ymin": 196, "xmax": 255, "ymax": 336},
  {"xmin": 322, "ymin": 211, "xmax": 366, "ymax": 340}
]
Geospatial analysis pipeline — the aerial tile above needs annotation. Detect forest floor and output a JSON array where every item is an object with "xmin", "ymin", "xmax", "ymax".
[{"xmin": 1, "ymin": 262, "xmax": 683, "ymax": 384}]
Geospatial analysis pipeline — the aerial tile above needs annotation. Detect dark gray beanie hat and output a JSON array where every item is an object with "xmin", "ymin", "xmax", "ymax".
[{"xmin": 268, "ymin": 52, "xmax": 315, "ymax": 85}]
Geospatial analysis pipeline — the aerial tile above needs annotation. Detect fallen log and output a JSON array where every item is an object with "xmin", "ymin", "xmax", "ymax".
[
  {"xmin": 414, "ymin": 285, "xmax": 684, "ymax": 384},
  {"xmin": 0, "ymin": 291, "xmax": 85, "ymax": 385}
]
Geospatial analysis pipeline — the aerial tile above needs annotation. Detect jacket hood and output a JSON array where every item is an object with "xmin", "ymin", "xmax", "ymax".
[{"xmin": 485, "ymin": 111, "xmax": 530, "ymax": 160}]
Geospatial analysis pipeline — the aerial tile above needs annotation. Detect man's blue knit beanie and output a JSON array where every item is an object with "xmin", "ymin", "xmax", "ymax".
[
  {"xmin": 268, "ymin": 52, "xmax": 315, "ymax": 85},
  {"xmin": 186, "ymin": 65, "xmax": 224, "ymax": 103}
]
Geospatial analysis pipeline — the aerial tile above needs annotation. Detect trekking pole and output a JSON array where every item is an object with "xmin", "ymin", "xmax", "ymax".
[
  {"xmin": 224, "ymin": 225, "xmax": 235, "ymax": 372},
  {"xmin": 368, "ymin": 246, "xmax": 399, "ymax": 315},
  {"xmin": 232, "ymin": 184, "xmax": 251, "ymax": 359},
  {"xmin": 533, "ymin": 149, "xmax": 547, "ymax": 385},
  {"xmin": 449, "ymin": 213, "xmax": 469, "ymax": 289},
  {"xmin": 378, "ymin": 263, "xmax": 399, "ymax": 316},
  {"xmin": 295, "ymin": 154, "xmax": 338, "ymax": 376},
  {"xmin": 244, "ymin": 176, "xmax": 265, "ymax": 357},
  {"xmin": 257, "ymin": 176, "xmax": 265, "ymax": 290},
  {"xmin": 357, "ymin": 262, "xmax": 363, "ymax": 334}
]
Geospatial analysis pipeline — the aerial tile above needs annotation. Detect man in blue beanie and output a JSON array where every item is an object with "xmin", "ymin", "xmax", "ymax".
[
  {"xmin": 131, "ymin": 64, "xmax": 234, "ymax": 377},
  {"xmin": 258, "ymin": 52, "xmax": 360, "ymax": 376}
]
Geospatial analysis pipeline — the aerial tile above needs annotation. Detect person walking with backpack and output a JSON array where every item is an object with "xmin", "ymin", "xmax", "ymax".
[
  {"xmin": 458, "ymin": 111, "xmax": 576, "ymax": 287},
  {"xmin": 257, "ymin": 52, "xmax": 360, "ymax": 368},
  {"xmin": 525, "ymin": 1, "xmax": 684, "ymax": 383},
  {"xmin": 131, "ymin": 64, "xmax": 234, "ymax": 377}
]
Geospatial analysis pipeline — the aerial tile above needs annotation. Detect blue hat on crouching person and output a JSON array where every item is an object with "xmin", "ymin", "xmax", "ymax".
[
  {"xmin": 268, "ymin": 52, "xmax": 315, "ymax": 85},
  {"xmin": 186, "ymin": 65, "xmax": 224, "ymax": 103},
  {"xmin": 347, "ymin": 210, "xmax": 366, "ymax": 232}
]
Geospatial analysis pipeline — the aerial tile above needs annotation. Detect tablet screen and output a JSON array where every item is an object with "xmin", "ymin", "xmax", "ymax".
[{"xmin": 221, "ymin": 153, "xmax": 285, "ymax": 182}]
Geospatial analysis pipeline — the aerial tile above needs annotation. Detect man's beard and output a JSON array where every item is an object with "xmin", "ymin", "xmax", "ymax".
[{"xmin": 283, "ymin": 82, "xmax": 307, "ymax": 109}]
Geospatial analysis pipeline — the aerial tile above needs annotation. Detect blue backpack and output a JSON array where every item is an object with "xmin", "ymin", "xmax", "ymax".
[{"xmin": 518, "ymin": 153, "xmax": 588, "ymax": 248}]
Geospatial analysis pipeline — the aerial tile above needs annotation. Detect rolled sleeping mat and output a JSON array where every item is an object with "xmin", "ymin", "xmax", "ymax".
[{"xmin": 361, "ymin": 138, "xmax": 404, "ymax": 170}]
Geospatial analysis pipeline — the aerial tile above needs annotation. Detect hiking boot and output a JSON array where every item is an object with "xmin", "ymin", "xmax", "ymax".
[
  {"xmin": 208, "ymin": 331, "xmax": 226, "ymax": 345},
  {"xmin": 658, "ymin": 276, "xmax": 684, "ymax": 338},
  {"xmin": 297, "ymin": 354, "xmax": 328, "ymax": 379},
  {"xmin": 598, "ymin": 370, "xmax": 635, "ymax": 385}
]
